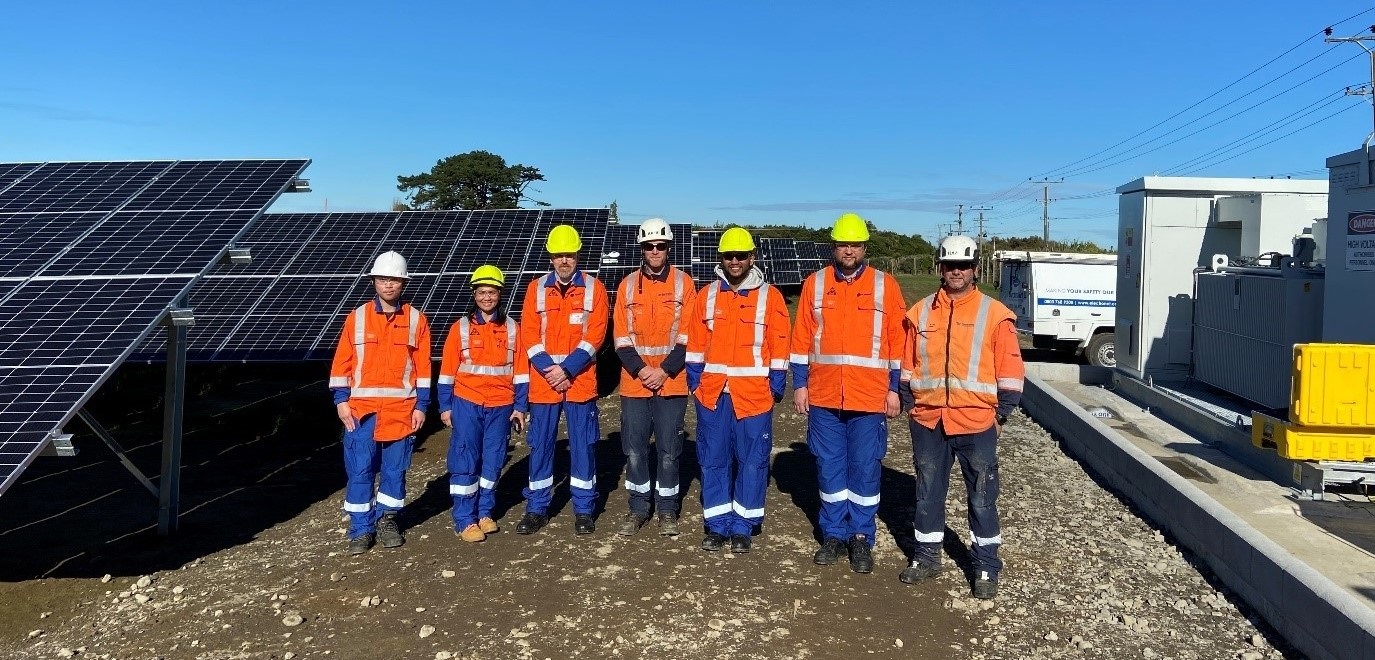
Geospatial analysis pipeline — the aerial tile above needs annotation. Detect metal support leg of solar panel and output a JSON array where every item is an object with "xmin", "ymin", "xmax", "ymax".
[{"xmin": 68, "ymin": 308, "xmax": 193, "ymax": 535}]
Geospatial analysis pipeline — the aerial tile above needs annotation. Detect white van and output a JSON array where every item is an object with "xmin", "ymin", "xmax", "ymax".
[{"xmin": 995, "ymin": 251, "xmax": 1118, "ymax": 367}]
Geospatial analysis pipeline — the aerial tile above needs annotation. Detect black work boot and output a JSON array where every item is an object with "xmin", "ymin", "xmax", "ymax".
[
  {"xmin": 617, "ymin": 514, "xmax": 648, "ymax": 537},
  {"xmin": 574, "ymin": 514, "xmax": 596, "ymax": 535},
  {"xmin": 376, "ymin": 513, "xmax": 404, "ymax": 548},
  {"xmin": 514, "ymin": 512, "xmax": 549, "ymax": 535},
  {"xmin": 972, "ymin": 570, "xmax": 999, "ymax": 599},
  {"xmin": 701, "ymin": 532, "xmax": 727, "ymax": 551},
  {"xmin": 813, "ymin": 538, "xmax": 846, "ymax": 566},
  {"xmin": 730, "ymin": 534, "xmax": 752, "ymax": 553},
  {"xmin": 347, "ymin": 533, "xmax": 374, "ymax": 556},
  {"xmin": 848, "ymin": 535, "xmax": 874, "ymax": 574},
  {"xmin": 658, "ymin": 512, "xmax": 680, "ymax": 536},
  {"xmin": 899, "ymin": 561, "xmax": 942, "ymax": 584}
]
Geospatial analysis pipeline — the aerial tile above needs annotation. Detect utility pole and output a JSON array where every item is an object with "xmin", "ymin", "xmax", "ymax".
[
  {"xmin": 955, "ymin": 204, "xmax": 965, "ymax": 235},
  {"xmin": 1325, "ymin": 25, "xmax": 1375, "ymax": 150},
  {"xmin": 1031, "ymin": 178, "xmax": 1063, "ymax": 245},
  {"xmin": 970, "ymin": 205, "xmax": 992, "ymax": 272}
]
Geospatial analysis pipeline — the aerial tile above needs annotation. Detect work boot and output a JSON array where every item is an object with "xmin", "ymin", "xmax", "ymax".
[
  {"xmin": 972, "ymin": 571, "xmax": 999, "ymax": 600},
  {"xmin": 658, "ymin": 512, "xmax": 680, "ymax": 536},
  {"xmin": 813, "ymin": 538, "xmax": 846, "ymax": 566},
  {"xmin": 478, "ymin": 517, "xmax": 500, "ymax": 534},
  {"xmin": 574, "ymin": 514, "xmax": 596, "ymax": 535},
  {"xmin": 376, "ymin": 513, "xmax": 404, "ymax": 548},
  {"xmin": 458, "ymin": 523, "xmax": 486, "ymax": 543},
  {"xmin": 347, "ymin": 533, "xmax": 374, "ymax": 556},
  {"xmin": 898, "ymin": 561, "xmax": 942, "ymax": 584},
  {"xmin": 848, "ymin": 535, "xmax": 874, "ymax": 574},
  {"xmin": 514, "ymin": 512, "xmax": 548, "ymax": 535},
  {"xmin": 701, "ymin": 532, "xmax": 727, "ymax": 552},
  {"xmin": 730, "ymin": 534, "xmax": 752, "ymax": 554},
  {"xmin": 617, "ymin": 514, "xmax": 648, "ymax": 537}
]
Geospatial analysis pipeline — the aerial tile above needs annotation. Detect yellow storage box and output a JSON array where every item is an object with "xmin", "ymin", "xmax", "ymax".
[
  {"xmin": 1253, "ymin": 412, "xmax": 1375, "ymax": 462},
  {"xmin": 1290, "ymin": 343, "xmax": 1375, "ymax": 428}
]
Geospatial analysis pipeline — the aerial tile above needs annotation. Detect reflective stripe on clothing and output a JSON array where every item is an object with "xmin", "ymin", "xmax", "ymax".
[
  {"xmin": 790, "ymin": 266, "xmax": 906, "ymax": 413},
  {"xmin": 521, "ymin": 273, "xmax": 609, "ymax": 404},
  {"xmin": 686, "ymin": 275, "xmax": 790, "ymax": 419},
  {"xmin": 330, "ymin": 301, "xmax": 432, "ymax": 442},
  {"xmin": 615, "ymin": 267, "xmax": 696, "ymax": 397},
  {"xmin": 439, "ymin": 315, "xmax": 526, "ymax": 408},
  {"xmin": 903, "ymin": 289, "xmax": 1023, "ymax": 435}
]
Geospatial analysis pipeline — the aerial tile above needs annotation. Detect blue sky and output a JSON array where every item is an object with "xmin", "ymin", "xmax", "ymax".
[{"xmin": 3, "ymin": 1, "xmax": 1372, "ymax": 247}]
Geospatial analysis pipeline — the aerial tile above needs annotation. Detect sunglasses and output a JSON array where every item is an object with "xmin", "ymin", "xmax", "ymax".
[
  {"xmin": 641, "ymin": 242, "xmax": 669, "ymax": 252},
  {"xmin": 720, "ymin": 252, "xmax": 753, "ymax": 262},
  {"xmin": 942, "ymin": 261, "xmax": 976, "ymax": 271}
]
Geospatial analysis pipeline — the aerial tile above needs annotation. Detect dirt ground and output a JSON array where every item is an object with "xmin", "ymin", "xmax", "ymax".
[{"xmin": 0, "ymin": 357, "xmax": 1293, "ymax": 660}]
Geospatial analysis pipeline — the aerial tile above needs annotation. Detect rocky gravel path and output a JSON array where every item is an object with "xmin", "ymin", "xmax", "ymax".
[{"xmin": 8, "ymin": 397, "xmax": 1294, "ymax": 659}]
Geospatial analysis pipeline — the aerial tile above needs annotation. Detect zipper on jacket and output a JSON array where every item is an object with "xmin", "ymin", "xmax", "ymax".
[{"xmin": 944, "ymin": 296, "xmax": 954, "ymax": 408}]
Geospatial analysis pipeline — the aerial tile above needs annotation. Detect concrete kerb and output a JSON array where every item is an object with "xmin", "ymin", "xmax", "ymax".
[{"xmin": 1021, "ymin": 373, "xmax": 1375, "ymax": 660}]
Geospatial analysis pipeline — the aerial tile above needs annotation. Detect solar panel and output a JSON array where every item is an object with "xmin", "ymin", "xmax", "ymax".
[
  {"xmin": 760, "ymin": 238, "xmax": 802, "ymax": 286},
  {"xmin": 158, "ymin": 208, "xmax": 611, "ymax": 361},
  {"xmin": 0, "ymin": 158, "xmax": 309, "ymax": 496},
  {"xmin": 599, "ymin": 222, "xmax": 694, "ymax": 270}
]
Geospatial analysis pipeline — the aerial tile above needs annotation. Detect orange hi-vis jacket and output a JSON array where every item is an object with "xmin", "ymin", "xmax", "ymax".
[
  {"xmin": 685, "ymin": 269, "xmax": 790, "ymax": 419},
  {"xmin": 902, "ymin": 288, "xmax": 1024, "ymax": 435},
  {"xmin": 330, "ymin": 300, "xmax": 433, "ymax": 442},
  {"xmin": 521, "ymin": 270, "xmax": 609, "ymax": 404},
  {"xmin": 790, "ymin": 265, "xmax": 907, "ymax": 413},
  {"xmin": 438, "ymin": 313, "xmax": 530, "ymax": 408},
  {"xmin": 614, "ymin": 267, "xmax": 696, "ymax": 398}
]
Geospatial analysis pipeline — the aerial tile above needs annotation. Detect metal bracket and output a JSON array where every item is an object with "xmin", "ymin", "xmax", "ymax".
[
  {"xmin": 224, "ymin": 248, "xmax": 253, "ymax": 265},
  {"xmin": 75, "ymin": 410, "xmax": 157, "ymax": 498},
  {"xmin": 286, "ymin": 178, "xmax": 311, "ymax": 193},
  {"xmin": 167, "ymin": 308, "xmax": 195, "ymax": 327},
  {"xmin": 40, "ymin": 430, "xmax": 77, "ymax": 457}
]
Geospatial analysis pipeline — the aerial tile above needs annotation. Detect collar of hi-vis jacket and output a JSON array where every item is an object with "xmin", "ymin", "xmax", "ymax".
[
  {"xmin": 372, "ymin": 296, "xmax": 410, "ymax": 315},
  {"xmin": 930, "ymin": 286, "xmax": 983, "ymax": 310},
  {"xmin": 639, "ymin": 263, "xmax": 671, "ymax": 281},
  {"xmin": 713, "ymin": 264, "xmax": 766, "ymax": 292},
  {"xmin": 831, "ymin": 262, "xmax": 867, "ymax": 283},
  {"xmin": 542, "ymin": 269, "xmax": 587, "ymax": 288}
]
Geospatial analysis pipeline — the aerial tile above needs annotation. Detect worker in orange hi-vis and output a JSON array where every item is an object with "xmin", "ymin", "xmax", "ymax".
[
  {"xmin": 684, "ymin": 227, "xmax": 790, "ymax": 555},
  {"xmin": 437, "ymin": 265, "xmax": 529, "ymax": 544},
  {"xmin": 329, "ymin": 251, "xmax": 432, "ymax": 556},
  {"xmin": 898, "ymin": 234, "xmax": 1025, "ymax": 600},
  {"xmin": 611, "ymin": 218, "xmax": 696, "ymax": 538},
  {"xmin": 514, "ymin": 224, "xmax": 610, "ymax": 536},
  {"xmin": 791, "ymin": 213, "xmax": 907, "ymax": 575}
]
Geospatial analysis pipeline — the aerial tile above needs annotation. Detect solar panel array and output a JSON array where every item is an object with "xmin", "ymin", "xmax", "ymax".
[
  {"xmin": 140, "ymin": 209, "xmax": 611, "ymax": 361},
  {"xmin": 0, "ymin": 159, "xmax": 309, "ymax": 496}
]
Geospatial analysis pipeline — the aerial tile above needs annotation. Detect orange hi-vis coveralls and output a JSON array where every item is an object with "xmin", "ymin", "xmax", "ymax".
[
  {"xmin": 901, "ymin": 287, "xmax": 1024, "ymax": 579},
  {"xmin": 789, "ymin": 264, "xmax": 906, "ymax": 545},
  {"xmin": 329, "ymin": 298, "xmax": 432, "ymax": 539},
  {"xmin": 612, "ymin": 266, "xmax": 696, "ymax": 518},
  {"xmin": 437, "ymin": 312, "xmax": 530, "ymax": 531},
  {"xmin": 519, "ymin": 270, "xmax": 609, "ymax": 515},
  {"xmin": 684, "ymin": 265, "xmax": 789, "ymax": 537}
]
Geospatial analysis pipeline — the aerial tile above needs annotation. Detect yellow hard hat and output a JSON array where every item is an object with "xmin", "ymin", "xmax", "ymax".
[
  {"xmin": 546, "ymin": 224, "xmax": 582, "ymax": 254},
  {"xmin": 470, "ymin": 264, "xmax": 505, "ymax": 288},
  {"xmin": 831, "ymin": 213, "xmax": 870, "ymax": 242},
  {"xmin": 718, "ymin": 227, "xmax": 755, "ymax": 253}
]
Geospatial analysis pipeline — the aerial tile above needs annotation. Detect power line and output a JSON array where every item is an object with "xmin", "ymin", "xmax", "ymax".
[
  {"xmin": 1053, "ymin": 52, "xmax": 1361, "ymax": 179},
  {"xmin": 1161, "ymin": 90, "xmax": 1352, "ymax": 174},
  {"xmin": 1180, "ymin": 99, "xmax": 1367, "ymax": 174},
  {"xmin": 1036, "ymin": 6, "xmax": 1375, "ymax": 179}
]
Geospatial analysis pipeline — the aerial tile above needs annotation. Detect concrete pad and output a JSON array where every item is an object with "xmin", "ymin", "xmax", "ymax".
[{"xmin": 1021, "ymin": 367, "xmax": 1375, "ymax": 660}]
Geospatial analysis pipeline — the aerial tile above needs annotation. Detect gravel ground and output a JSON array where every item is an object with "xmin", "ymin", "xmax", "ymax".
[{"xmin": 2, "ymin": 368, "xmax": 1296, "ymax": 660}]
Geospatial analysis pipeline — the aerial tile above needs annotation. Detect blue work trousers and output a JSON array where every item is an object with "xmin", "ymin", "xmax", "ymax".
[
  {"xmin": 808, "ymin": 407, "xmax": 887, "ymax": 546},
  {"xmin": 910, "ymin": 420, "xmax": 1003, "ymax": 577},
  {"xmin": 695, "ymin": 393, "xmax": 773, "ymax": 537},
  {"xmin": 342, "ymin": 413, "xmax": 415, "ymax": 539},
  {"xmin": 447, "ymin": 398, "xmax": 513, "ymax": 530},
  {"xmin": 523, "ymin": 399, "xmax": 600, "ymax": 515}
]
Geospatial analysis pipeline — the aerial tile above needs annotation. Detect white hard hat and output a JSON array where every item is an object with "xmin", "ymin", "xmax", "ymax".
[
  {"xmin": 937, "ymin": 235, "xmax": 979, "ymax": 263},
  {"xmin": 369, "ymin": 250, "xmax": 411, "ymax": 279},
  {"xmin": 637, "ymin": 218, "xmax": 674, "ymax": 243}
]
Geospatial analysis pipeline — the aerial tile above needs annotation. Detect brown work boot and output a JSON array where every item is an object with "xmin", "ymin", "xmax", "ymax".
[
  {"xmin": 457, "ymin": 524, "xmax": 486, "ymax": 543},
  {"xmin": 478, "ymin": 517, "xmax": 500, "ymax": 534}
]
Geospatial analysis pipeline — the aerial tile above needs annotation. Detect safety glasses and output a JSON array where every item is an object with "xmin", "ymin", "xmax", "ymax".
[
  {"xmin": 720, "ymin": 252, "xmax": 752, "ymax": 262},
  {"xmin": 641, "ymin": 242, "xmax": 669, "ymax": 252},
  {"xmin": 941, "ymin": 261, "xmax": 976, "ymax": 271}
]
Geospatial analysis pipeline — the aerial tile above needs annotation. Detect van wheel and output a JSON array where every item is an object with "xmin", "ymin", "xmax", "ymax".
[{"xmin": 1086, "ymin": 333, "xmax": 1115, "ymax": 368}]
